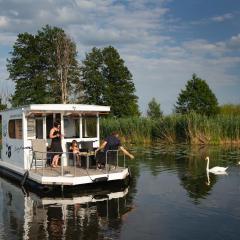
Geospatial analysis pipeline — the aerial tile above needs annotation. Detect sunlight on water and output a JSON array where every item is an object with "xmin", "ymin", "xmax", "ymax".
[{"xmin": 0, "ymin": 144, "xmax": 240, "ymax": 240}]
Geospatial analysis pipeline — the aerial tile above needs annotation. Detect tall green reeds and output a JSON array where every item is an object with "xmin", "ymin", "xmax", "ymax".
[
  {"xmin": 100, "ymin": 113, "xmax": 240, "ymax": 145},
  {"xmin": 156, "ymin": 113, "xmax": 240, "ymax": 144},
  {"xmin": 100, "ymin": 116, "xmax": 154, "ymax": 144}
]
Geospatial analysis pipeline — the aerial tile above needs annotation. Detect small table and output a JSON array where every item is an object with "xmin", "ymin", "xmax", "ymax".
[{"xmin": 80, "ymin": 151, "xmax": 95, "ymax": 169}]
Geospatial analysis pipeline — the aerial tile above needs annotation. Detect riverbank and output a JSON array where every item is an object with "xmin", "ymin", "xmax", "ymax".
[{"xmin": 100, "ymin": 113, "xmax": 240, "ymax": 145}]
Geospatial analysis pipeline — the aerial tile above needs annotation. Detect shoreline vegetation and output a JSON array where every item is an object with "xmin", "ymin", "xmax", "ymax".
[
  {"xmin": 0, "ymin": 113, "xmax": 239, "ymax": 146},
  {"xmin": 100, "ymin": 112, "xmax": 240, "ymax": 145}
]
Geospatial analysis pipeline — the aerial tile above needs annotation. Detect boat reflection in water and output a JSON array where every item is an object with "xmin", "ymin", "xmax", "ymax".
[{"xmin": 0, "ymin": 176, "xmax": 131, "ymax": 239}]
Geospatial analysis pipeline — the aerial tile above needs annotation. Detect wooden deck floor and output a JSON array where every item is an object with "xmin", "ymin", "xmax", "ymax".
[{"xmin": 30, "ymin": 165, "xmax": 125, "ymax": 177}]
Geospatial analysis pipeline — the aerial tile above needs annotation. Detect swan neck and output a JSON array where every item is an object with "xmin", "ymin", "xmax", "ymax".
[{"xmin": 206, "ymin": 158, "xmax": 209, "ymax": 171}]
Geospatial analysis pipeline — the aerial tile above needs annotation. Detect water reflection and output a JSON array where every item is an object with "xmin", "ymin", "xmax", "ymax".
[
  {"xmin": 0, "ymin": 177, "xmax": 132, "ymax": 240},
  {"xmin": 131, "ymin": 144, "xmax": 240, "ymax": 204}
]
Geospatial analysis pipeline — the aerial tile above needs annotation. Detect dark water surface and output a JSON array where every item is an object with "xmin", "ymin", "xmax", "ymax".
[{"xmin": 0, "ymin": 144, "xmax": 240, "ymax": 240}]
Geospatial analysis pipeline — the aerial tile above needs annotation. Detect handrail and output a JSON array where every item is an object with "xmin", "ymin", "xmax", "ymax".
[
  {"xmin": 31, "ymin": 149, "xmax": 126, "ymax": 177},
  {"xmin": 31, "ymin": 150, "xmax": 96, "ymax": 177},
  {"xmin": 105, "ymin": 150, "xmax": 118, "ymax": 167},
  {"xmin": 105, "ymin": 150, "xmax": 126, "ymax": 169}
]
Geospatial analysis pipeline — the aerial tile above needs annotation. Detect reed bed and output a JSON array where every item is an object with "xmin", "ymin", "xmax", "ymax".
[
  {"xmin": 100, "ymin": 113, "xmax": 240, "ymax": 145},
  {"xmin": 100, "ymin": 116, "xmax": 154, "ymax": 144}
]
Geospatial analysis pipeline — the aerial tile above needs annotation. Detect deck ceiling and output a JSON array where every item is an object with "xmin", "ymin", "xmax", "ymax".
[{"xmin": 23, "ymin": 104, "xmax": 110, "ymax": 116}]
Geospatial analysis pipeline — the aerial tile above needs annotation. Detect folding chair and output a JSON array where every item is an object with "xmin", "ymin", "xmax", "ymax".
[{"xmin": 31, "ymin": 139, "xmax": 49, "ymax": 169}]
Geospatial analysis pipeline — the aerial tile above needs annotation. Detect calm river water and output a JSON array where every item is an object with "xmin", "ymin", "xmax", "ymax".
[{"xmin": 0, "ymin": 144, "xmax": 240, "ymax": 240}]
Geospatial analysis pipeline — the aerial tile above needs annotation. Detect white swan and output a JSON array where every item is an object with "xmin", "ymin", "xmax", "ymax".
[
  {"xmin": 206, "ymin": 170, "xmax": 210, "ymax": 186},
  {"xmin": 205, "ymin": 156, "xmax": 228, "ymax": 174}
]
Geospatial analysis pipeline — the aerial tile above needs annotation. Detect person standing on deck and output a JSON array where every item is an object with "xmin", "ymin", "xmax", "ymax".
[
  {"xmin": 95, "ymin": 131, "xmax": 134, "ymax": 168},
  {"xmin": 49, "ymin": 121, "xmax": 63, "ymax": 167}
]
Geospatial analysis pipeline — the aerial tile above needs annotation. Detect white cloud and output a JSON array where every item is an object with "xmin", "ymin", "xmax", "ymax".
[
  {"xmin": 226, "ymin": 33, "xmax": 240, "ymax": 50},
  {"xmin": 74, "ymin": 0, "xmax": 97, "ymax": 9},
  {"xmin": 181, "ymin": 39, "xmax": 228, "ymax": 59},
  {"xmin": 211, "ymin": 13, "xmax": 234, "ymax": 22},
  {"xmin": 191, "ymin": 12, "xmax": 235, "ymax": 26},
  {"xmin": 0, "ymin": 16, "xmax": 8, "ymax": 27}
]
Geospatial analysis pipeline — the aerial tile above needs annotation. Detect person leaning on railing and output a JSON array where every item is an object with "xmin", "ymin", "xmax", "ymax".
[{"xmin": 95, "ymin": 131, "xmax": 134, "ymax": 169}]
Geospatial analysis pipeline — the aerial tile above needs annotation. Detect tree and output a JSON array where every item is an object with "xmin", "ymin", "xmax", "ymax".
[
  {"xmin": 7, "ymin": 25, "xmax": 80, "ymax": 106},
  {"xmin": 175, "ymin": 74, "xmax": 219, "ymax": 116},
  {"xmin": 81, "ymin": 46, "xmax": 139, "ymax": 117},
  {"xmin": 147, "ymin": 98, "xmax": 163, "ymax": 119},
  {"xmin": 53, "ymin": 30, "xmax": 80, "ymax": 103},
  {"xmin": 79, "ymin": 47, "xmax": 105, "ymax": 105}
]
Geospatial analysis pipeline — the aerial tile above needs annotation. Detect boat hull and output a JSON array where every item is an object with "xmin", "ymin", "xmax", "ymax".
[{"xmin": 0, "ymin": 164, "xmax": 131, "ymax": 196}]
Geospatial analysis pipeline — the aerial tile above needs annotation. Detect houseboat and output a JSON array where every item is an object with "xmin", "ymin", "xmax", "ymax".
[{"xmin": 0, "ymin": 104, "xmax": 131, "ymax": 192}]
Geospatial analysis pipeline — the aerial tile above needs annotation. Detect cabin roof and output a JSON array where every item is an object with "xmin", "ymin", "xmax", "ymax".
[{"xmin": 0, "ymin": 104, "xmax": 110, "ymax": 115}]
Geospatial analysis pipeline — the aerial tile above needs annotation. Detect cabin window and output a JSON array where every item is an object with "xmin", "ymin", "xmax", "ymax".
[
  {"xmin": 82, "ymin": 116, "xmax": 97, "ymax": 138},
  {"xmin": 64, "ymin": 116, "xmax": 80, "ymax": 138},
  {"xmin": 27, "ymin": 118, "xmax": 44, "ymax": 139},
  {"xmin": 8, "ymin": 119, "xmax": 22, "ymax": 139},
  {"xmin": 27, "ymin": 118, "xmax": 35, "ymax": 138},
  {"xmin": 36, "ymin": 118, "xmax": 43, "ymax": 139}
]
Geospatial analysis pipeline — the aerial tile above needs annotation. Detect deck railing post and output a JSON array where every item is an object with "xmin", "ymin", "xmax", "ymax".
[
  {"xmin": 34, "ymin": 152, "xmax": 36, "ymax": 172},
  {"xmin": 61, "ymin": 154, "xmax": 63, "ymax": 176},
  {"xmin": 74, "ymin": 153, "xmax": 76, "ymax": 176},
  {"xmin": 42, "ymin": 152, "xmax": 44, "ymax": 176},
  {"xmin": 86, "ymin": 154, "xmax": 89, "ymax": 169},
  {"xmin": 105, "ymin": 150, "xmax": 119, "ymax": 170},
  {"xmin": 105, "ymin": 152, "xmax": 108, "ymax": 171},
  {"xmin": 117, "ymin": 150, "xmax": 119, "ymax": 167}
]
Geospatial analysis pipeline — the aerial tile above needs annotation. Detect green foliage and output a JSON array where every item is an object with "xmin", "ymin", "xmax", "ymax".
[
  {"xmin": 100, "ymin": 113, "xmax": 240, "ymax": 145},
  {"xmin": 152, "ymin": 112, "xmax": 240, "ymax": 144},
  {"xmin": 219, "ymin": 104, "xmax": 240, "ymax": 115},
  {"xmin": 0, "ymin": 99, "xmax": 7, "ymax": 111},
  {"xmin": 7, "ymin": 25, "xmax": 80, "ymax": 106},
  {"xmin": 100, "ymin": 116, "xmax": 153, "ymax": 144},
  {"xmin": 0, "ymin": 104, "xmax": 7, "ymax": 111},
  {"xmin": 175, "ymin": 74, "xmax": 219, "ymax": 116},
  {"xmin": 81, "ymin": 46, "xmax": 139, "ymax": 117},
  {"xmin": 147, "ymin": 98, "xmax": 163, "ymax": 119}
]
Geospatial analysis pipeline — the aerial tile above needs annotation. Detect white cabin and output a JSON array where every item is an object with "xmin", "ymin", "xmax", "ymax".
[{"xmin": 1, "ymin": 104, "xmax": 109, "ymax": 169}]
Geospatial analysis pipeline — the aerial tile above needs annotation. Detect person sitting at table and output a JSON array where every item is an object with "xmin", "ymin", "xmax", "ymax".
[{"xmin": 69, "ymin": 140, "xmax": 81, "ymax": 167}]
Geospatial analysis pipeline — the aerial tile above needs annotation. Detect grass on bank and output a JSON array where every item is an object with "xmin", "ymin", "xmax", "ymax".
[{"xmin": 100, "ymin": 112, "xmax": 240, "ymax": 145}]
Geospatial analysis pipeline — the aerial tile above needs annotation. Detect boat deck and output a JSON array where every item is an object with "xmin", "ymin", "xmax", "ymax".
[{"xmin": 30, "ymin": 165, "xmax": 125, "ymax": 177}]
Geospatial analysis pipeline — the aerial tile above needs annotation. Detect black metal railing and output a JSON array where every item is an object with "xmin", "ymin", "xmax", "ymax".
[{"xmin": 31, "ymin": 150, "xmax": 126, "ymax": 177}]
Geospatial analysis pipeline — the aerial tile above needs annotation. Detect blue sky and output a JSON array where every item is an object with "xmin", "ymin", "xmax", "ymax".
[{"xmin": 0, "ymin": 0, "xmax": 240, "ymax": 114}]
